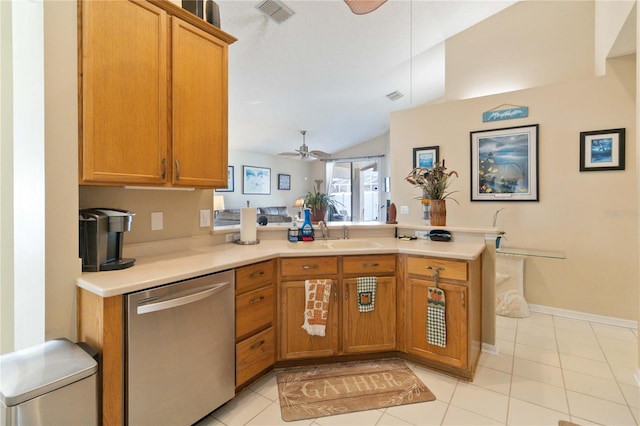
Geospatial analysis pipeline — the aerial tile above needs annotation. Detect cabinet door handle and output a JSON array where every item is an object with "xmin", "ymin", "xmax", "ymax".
[
  {"xmin": 250, "ymin": 270, "xmax": 265, "ymax": 278},
  {"xmin": 249, "ymin": 295, "xmax": 265, "ymax": 304},
  {"xmin": 362, "ymin": 262, "xmax": 379, "ymax": 268},
  {"xmin": 175, "ymin": 159, "xmax": 180, "ymax": 180},
  {"xmin": 302, "ymin": 264, "xmax": 319, "ymax": 270},
  {"xmin": 333, "ymin": 283, "xmax": 337, "ymax": 302},
  {"xmin": 462, "ymin": 292, "xmax": 465, "ymax": 309},
  {"xmin": 250, "ymin": 340, "xmax": 266, "ymax": 350},
  {"xmin": 161, "ymin": 158, "xmax": 166, "ymax": 179}
]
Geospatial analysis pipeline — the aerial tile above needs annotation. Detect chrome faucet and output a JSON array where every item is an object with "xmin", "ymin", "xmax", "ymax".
[
  {"xmin": 343, "ymin": 225, "xmax": 349, "ymax": 240},
  {"xmin": 317, "ymin": 221, "xmax": 328, "ymax": 238}
]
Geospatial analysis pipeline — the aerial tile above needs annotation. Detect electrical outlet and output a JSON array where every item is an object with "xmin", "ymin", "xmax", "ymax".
[
  {"xmin": 151, "ymin": 212, "xmax": 163, "ymax": 231},
  {"xmin": 199, "ymin": 209, "xmax": 211, "ymax": 227},
  {"xmin": 400, "ymin": 205, "xmax": 409, "ymax": 215},
  {"xmin": 225, "ymin": 232, "xmax": 240, "ymax": 242}
]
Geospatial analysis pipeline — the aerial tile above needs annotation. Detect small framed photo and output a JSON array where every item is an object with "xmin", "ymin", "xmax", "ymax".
[
  {"xmin": 215, "ymin": 166, "xmax": 234, "ymax": 192},
  {"xmin": 470, "ymin": 124, "xmax": 539, "ymax": 201},
  {"xmin": 579, "ymin": 128, "xmax": 625, "ymax": 171},
  {"xmin": 243, "ymin": 165, "xmax": 271, "ymax": 195},
  {"xmin": 278, "ymin": 173, "xmax": 291, "ymax": 190},
  {"xmin": 412, "ymin": 146, "xmax": 439, "ymax": 169}
]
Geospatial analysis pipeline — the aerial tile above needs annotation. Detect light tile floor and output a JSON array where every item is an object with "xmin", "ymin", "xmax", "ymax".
[{"xmin": 197, "ymin": 313, "xmax": 639, "ymax": 425}]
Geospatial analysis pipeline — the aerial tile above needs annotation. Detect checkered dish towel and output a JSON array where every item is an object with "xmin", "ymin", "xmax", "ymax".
[
  {"xmin": 302, "ymin": 279, "xmax": 332, "ymax": 336},
  {"xmin": 427, "ymin": 287, "xmax": 446, "ymax": 347},
  {"xmin": 356, "ymin": 276, "xmax": 377, "ymax": 312}
]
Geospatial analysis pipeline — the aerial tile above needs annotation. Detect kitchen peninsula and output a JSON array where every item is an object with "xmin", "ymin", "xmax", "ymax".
[{"xmin": 77, "ymin": 224, "xmax": 494, "ymax": 425}]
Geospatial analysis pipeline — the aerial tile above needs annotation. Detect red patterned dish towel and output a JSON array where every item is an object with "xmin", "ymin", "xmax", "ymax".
[{"xmin": 302, "ymin": 279, "xmax": 332, "ymax": 336}]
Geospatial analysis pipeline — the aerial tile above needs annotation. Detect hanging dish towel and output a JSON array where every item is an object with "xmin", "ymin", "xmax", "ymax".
[
  {"xmin": 302, "ymin": 279, "xmax": 332, "ymax": 336},
  {"xmin": 356, "ymin": 276, "xmax": 377, "ymax": 312},
  {"xmin": 427, "ymin": 287, "xmax": 446, "ymax": 347}
]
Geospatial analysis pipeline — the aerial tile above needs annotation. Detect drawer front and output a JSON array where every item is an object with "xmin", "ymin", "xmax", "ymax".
[
  {"xmin": 236, "ymin": 260, "xmax": 275, "ymax": 294},
  {"xmin": 407, "ymin": 256, "xmax": 468, "ymax": 281},
  {"xmin": 236, "ymin": 327, "xmax": 275, "ymax": 386},
  {"xmin": 236, "ymin": 285, "xmax": 274, "ymax": 339},
  {"xmin": 343, "ymin": 254, "xmax": 396, "ymax": 275},
  {"xmin": 280, "ymin": 257, "xmax": 338, "ymax": 277}
]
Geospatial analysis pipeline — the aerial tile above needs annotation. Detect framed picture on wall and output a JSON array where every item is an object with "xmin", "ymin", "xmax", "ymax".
[
  {"xmin": 215, "ymin": 166, "xmax": 234, "ymax": 192},
  {"xmin": 412, "ymin": 146, "xmax": 439, "ymax": 169},
  {"xmin": 242, "ymin": 165, "xmax": 271, "ymax": 195},
  {"xmin": 278, "ymin": 174, "xmax": 291, "ymax": 190},
  {"xmin": 579, "ymin": 128, "xmax": 625, "ymax": 171},
  {"xmin": 470, "ymin": 124, "xmax": 539, "ymax": 201}
]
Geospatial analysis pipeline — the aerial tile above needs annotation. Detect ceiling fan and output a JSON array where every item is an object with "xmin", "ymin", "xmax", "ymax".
[{"xmin": 278, "ymin": 131, "xmax": 331, "ymax": 160}]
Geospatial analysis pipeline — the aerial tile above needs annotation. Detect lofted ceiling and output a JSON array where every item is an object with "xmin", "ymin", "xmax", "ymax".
[{"xmin": 216, "ymin": 0, "xmax": 517, "ymax": 158}]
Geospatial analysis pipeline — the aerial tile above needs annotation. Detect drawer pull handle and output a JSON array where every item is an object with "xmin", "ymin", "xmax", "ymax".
[
  {"xmin": 362, "ymin": 262, "xmax": 379, "ymax": 268},
  {"xmin": 302, "ymin": 265, "xmax": 319, "ymax": 270},
  {"xmin": 249, "ymin": 271, "xmax": 265, "ymax": 278},
  {"xmin": 250, "ymin": 340, "xmax": 266, "ymax": 350},
  {"xmin": 249, "ymin": 296, "xmax": 265, "ymax": 304}
]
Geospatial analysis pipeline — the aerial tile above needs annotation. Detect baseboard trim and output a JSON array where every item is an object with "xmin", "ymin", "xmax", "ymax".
[
  {"xmin": 528, "ymin": 304, "xmax": 638, "ymax": 330},
  {"xmin": 481, "ymin": 343, "xmax": 499, "ymax": 356}
]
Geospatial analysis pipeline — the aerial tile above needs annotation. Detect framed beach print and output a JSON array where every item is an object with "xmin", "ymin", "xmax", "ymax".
[
  {"xmin": 470, "ymin": 124, "xmax": 539, "ymax": 201},
  {"xmin": 243, "ymin": 165, "xmax": 271, "ymax": 195},
  {"xmin": 413, "ymin": 146, "xmax": 439, "ymax": 169},
  {"xmin": 215, "ymin": 166, "xmax": 234, "ymax": 192},
  {"xmin": 579, "ymin": 128, "xmax": 625, "ymax": 171},
  {"xmin": 278, "ymin": 173, "xmax": 291, "ymax": 190}
]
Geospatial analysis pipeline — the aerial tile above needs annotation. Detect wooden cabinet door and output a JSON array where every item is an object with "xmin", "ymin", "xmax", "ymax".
[
  {"xmin": 171, "ymin": 17, "xmax": 228, "ymax": 187},
  {"xmin": 408, "ymin": 278, "xmax": 468, "ymax": 369},
  {"xmin": 279, "ymin": 280, "xmax": 338, "ymax": 359},
  {"xmin": 342, "ymin": 276, "xmax": 396, "ymax": 353},
  {"xmin": 80, "ymin": 0, "xmax": 168, "ymax": 185}
]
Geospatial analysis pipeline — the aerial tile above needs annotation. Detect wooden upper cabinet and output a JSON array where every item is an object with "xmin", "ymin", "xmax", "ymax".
[
  {"xmin": 79, "ymin": 0, "xmax": 235, "ymax": 188},
  {"xmin": 171, "ymin": 18, "xmax": 228, "ymax": 187},
  {"xmin": 80, "ymin": 0, "xmax": 168, "ymax": 185}
]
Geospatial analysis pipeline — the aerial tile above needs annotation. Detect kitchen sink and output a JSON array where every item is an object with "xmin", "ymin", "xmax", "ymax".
[{"xmin": 287, "ymin": 239, "xmax": 382, "ymax": 250}]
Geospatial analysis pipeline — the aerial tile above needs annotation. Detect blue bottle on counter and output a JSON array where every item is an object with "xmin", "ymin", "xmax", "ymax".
[{"xmin": 300, "ymin": 208, "xmax": 314, "ymax": 241}]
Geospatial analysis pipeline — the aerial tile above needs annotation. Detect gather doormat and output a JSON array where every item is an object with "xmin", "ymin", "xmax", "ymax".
[{"xmin": 276, "ymin": 358, "xmax": 436, "ymax": 422}]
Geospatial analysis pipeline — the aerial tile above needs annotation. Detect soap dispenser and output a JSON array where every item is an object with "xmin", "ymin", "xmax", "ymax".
[{"xmin": 300, "ymin": 208, "xmax": 314, "ymax": 241}]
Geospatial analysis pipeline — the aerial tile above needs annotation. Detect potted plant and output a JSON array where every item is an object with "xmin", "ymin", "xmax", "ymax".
[
  {"xmin": 405, "ymin": 160, "xmax": 459, "ymax": 226},
  {"xmin": 302, "ymin": 186, "xmax": 341, "ymax": 223}
]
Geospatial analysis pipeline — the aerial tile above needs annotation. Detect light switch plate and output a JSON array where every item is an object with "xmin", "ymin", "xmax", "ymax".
[
  {"xmin": 199, "ymin": 209, "xmax": 211, "ymax": 227},
  {"xmin": 400, "ymin": 205, "xmax": 409, "ymax": 214},
  {"xmin": 151, "ymin": 212, "xmax": 163, "ymax": 231}
]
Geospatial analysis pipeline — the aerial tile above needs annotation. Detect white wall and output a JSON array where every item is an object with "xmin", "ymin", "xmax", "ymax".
[
  {"xmin": 391, "ymin": 1, "xmax": 637, "ymax": 321},
  {"xmin": 223, "ymin": 150, "xmax": 314, "ymax": 210}
]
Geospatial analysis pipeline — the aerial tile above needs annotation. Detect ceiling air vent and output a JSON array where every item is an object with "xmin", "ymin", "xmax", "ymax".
[
  {"xmin": 386, "ymin": 91, "xmax": 403, "ymax": 101},
  {"xmin": 256, "ymin": 0, "xmax": 295, "ymax": 24}
]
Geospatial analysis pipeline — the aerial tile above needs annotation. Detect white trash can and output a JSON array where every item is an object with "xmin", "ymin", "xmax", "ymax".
[{"xmin": 0, "ymin": 338, "xmax": 98, "ymax": 426}]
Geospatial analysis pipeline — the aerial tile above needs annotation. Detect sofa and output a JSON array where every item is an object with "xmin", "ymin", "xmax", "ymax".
[{"xmin": 214, "ymin": 206, "xmax": 292, "ymax": 227}]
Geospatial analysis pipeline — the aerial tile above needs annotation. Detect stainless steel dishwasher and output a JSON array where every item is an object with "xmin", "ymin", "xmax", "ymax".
[{"xmin": 126, "ymin": 270, "xmax": 234, "ymax": 426}]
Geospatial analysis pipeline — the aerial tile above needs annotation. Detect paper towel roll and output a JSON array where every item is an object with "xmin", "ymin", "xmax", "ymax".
[{"xmin": 240, "ymin": 207, "xmax": 257, "ymax": 242}]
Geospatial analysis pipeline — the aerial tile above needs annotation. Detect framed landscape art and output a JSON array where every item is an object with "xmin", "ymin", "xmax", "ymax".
[
  {"xmin": 470, "ymin": 124, "xmax": 539, "ymax": 201},
  {"xmin": 579, "ymin": 128, "xmax": 625, "ymax": 172},
  {"xmin": 242, "ymin": 166, "xmax": 271, "ymax": 195}
]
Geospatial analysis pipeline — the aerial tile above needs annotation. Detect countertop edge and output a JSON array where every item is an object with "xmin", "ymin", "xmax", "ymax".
[{"xmin": 77, "ymin": 238, "xmax": 486, "ymax": 298}]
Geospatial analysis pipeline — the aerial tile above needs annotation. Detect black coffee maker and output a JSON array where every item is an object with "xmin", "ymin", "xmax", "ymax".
[{"xmin": 79, "ymin": 208, "xmax": 136, "ymax": 272}]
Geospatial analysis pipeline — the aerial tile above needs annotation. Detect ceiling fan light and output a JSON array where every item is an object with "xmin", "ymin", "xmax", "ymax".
[{"xmin": 344, "ymin": 0, "xmax": 388, "ymax": 15}]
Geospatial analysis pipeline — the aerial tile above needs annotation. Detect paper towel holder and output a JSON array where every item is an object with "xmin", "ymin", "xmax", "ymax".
[{"xmin": 234, "ymin": 239, "xmax": 260, "ymax": 245}]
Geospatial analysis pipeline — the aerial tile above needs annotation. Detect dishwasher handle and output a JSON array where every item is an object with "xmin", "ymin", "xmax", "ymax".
[{"xmin": 136, "ymin": 281, "xmax": 231, "ymax": 315}]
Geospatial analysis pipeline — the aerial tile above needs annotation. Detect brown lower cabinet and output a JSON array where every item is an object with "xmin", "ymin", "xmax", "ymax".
[
  {"xmin": 78, "ymin": 252, "xmax": 482, "ymax": 425},
  {"xmin": 235, "ymin": 260, "xmax": 276, "ymax": 389}
]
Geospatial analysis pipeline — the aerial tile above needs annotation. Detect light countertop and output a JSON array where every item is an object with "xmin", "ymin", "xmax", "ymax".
[{"xmin": 77, "ymin": 237, "xmax": 486, "ymax": 298}]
